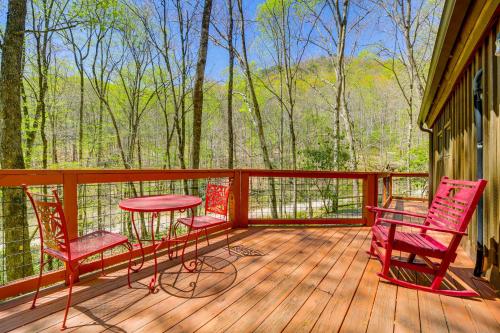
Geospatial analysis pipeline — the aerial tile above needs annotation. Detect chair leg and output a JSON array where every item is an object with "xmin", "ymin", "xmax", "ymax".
[
  {"xmin": 181, "ymin": 226, "xmax": 199, "ymax": 272},
  {"xmin": 430, "ymin": 262, "xmax": 449, "ymax": 291},
  {"xmin": 126, "ymin": 242, "xmax": 133, "ymax": 288},
  {"xmin": 61, "ymin": 266, "xmax": 75, "ymax": 330},
  {"xmin": 167, "ymin": 220, "xmax": 175, "ymax": 260},
  {"xmin": 204, "ymin": 228, "xmax": 210, "ymax": 246},
  {"xmin": 31, "ymin": 252, "xmax": 45, "ymax": 309},
  {"xmin": 195, "ymin": 232, "xmax": 199, "ymax": 265},
  {"xmin": 407, "ymin": 253, "xmax": 416, "ymax": 264},
  {"xmin": 382, "ymin": 246, "xmax": 393, "ymax": 277},
  {"xmin": 430, "ymin": 274, "xmax": 445, "ymax": 291}
]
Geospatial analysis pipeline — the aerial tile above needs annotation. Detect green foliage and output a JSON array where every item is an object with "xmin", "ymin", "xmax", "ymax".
[
  {"xmin": 409, "ymin": 143, "xmax": 429, "ymax": 171},
  {"xmin": 300, "ymin": 137, "xmax": 349, "ymax": 171},
  {"xmin": 11, "ymin": 0, "xmax": 433, "ymax": 172},
  {"xmin": 71, "ymin": 0, "xmax": 122, "ymax": 27}
]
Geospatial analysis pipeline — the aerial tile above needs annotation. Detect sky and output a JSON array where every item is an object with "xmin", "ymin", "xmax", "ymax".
[
  {"xmin": 203, "ymin": 0, "xmax": 394, "ymax": 82},
  {"xmin": 0, "ymin": 0, "xmax": 407, "ymax": 83},
  {"xmin": 204, "ymin": 0, "xmax": 261, "ymax": 81}
]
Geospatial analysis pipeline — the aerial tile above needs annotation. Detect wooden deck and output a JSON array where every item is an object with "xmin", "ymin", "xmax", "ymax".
[{"xmin": 1, "ymin": 203, "xmax": 500, "ymax": 332}]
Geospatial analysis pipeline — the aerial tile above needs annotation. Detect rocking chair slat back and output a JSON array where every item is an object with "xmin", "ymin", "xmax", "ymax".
[{"xmin": 425, "ymin": 177, "xmax": 487, "ymax": 233}]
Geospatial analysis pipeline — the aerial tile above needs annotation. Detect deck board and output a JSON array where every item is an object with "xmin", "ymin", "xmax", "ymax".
[
  {"xmin": 1, "ymin": 204, "xmax": 499, "ymax": 333},
  {"xmin": 224, "ymin": 229, "xmax": 357, "ymax": 333},
  {"xmin": 76, "ymin": 228, "xmax": 304, "ymax": 333},
  {"xmin": 394, "ymin": 284, "xmax": 420, "ymax": 333},
  {"xmin": 146, "ymin": 228, "xmax": 332, "ymax": 333},
  {"xmin": 69, "ymin": 228, "xmax": 289, "ymax": 333},
  {"xmin": 311, "ymin": 236, "xmax": 372, "ymax": 332},
  {"xmin": 182, "ymin": 228, "xmax": 336, "ymax": 333},
  {"xmin": 419, "ymin": 290, "xmax": 449, "ymax": 333},
  {"xmin": 254, "ymin": 229, "xmax": 358, "ymax": 333},
  {"xmin": 366, "ymin": 279, "xmax": 397, "ymax": 333},
  {"xmin": 336, "ymin": 234, "xmax": 380, "ymax": 333}
]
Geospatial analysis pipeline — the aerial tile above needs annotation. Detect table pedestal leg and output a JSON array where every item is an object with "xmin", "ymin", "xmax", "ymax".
[
  {"xmin": 167, "ymin": 218, "xmax": 177, "ymax": 260},
  {"xmin": 130, "ymin": 212, "xmax": 144, "ymax": 273},
  {"xmin": 148, "ymin": 212, "xmax": 159, "ymax": 293}
]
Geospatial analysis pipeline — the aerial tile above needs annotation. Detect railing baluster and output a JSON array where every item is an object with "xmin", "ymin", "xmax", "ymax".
[{"xmin": 363, "ymin": 174, "xmax": 378, "ymax": 226}]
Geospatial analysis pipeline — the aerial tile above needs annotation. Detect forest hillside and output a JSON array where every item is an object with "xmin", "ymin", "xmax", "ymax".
[
  {"xmin": 22, "ymin": 52, "xmax": 429, "ymax": 171},
  {"xmin": 0, "ymin": 0, "xmax": 441, "ymax": 173}
]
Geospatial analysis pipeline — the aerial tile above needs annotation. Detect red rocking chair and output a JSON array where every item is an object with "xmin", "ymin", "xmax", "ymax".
[
  {"xmin": 24, "ymin": 186, "xmax": 134, "ymax": 330},
  {"xmin": 177, "ymin": 181, "xmax": 232, "ymax": 272},
  {"xmin": 367, "ymin": 177, "xmax": 487, "ymax": 297}
]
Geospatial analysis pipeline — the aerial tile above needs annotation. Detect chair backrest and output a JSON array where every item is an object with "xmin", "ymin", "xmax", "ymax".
[
  {"xmin": 205, "ymin": 182, "xmax": 231, "ymax": 217},
  {"xmin": 24, "ymin": 186, "xmax": 70, "ymax": 257},
  {"xmin": 426, "ymin": 177, "xmax": 487, "ymax": 233}
]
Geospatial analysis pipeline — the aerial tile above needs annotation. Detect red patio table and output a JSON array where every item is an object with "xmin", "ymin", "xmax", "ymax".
[{"xmin": 119, "ymin": 194, "xmax": 202, "ymax": 292}]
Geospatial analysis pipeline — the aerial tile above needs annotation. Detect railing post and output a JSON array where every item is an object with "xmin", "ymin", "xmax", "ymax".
[
  {"xmin": 63, "ymin": 172, "xmax": 79, "ymax": 282},
  {"xmin": 229, "ymin": 170, "xmax": 240, "ymax": 228},
  {"xmin": 63, "ymin": 173, "xmax": 78, "ymax": 239},
  {"xmin": 363, "ymin": 174, "xmax": 378, "ymax": 226},
  {"xmin": 388, "ymin": 175, "xmax": 393, "ymax": 203},
  {"xmin": 237, "ymin": 171, "xmax": 249, "ymax": 228},
  {"xmin": 382, "ymin": 177, "xmax": 387, "ymax": 205},
  {"xmin": 382, "ymin": 175, "xmax": 392, "ymax": 207}
]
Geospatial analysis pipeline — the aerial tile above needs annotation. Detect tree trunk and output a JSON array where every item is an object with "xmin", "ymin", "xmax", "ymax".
[
  {"xmin": 331, "ymin": 0, "xmax": 349, "ymax": 213},
  {"xmin": 289, "ymin": 117, "xmax": 298, "ymax": 217},
  {"xmin": 22, "ymin": 54, "xmax": 41, "ymax": 167},
  {"xmin": 227, "ymin": 0, "xmax": 235, "ymax": 169},
  {"xmin": 0, "ymin": 0, "xmax": 34, "ymax": 281},
  {"xmin": 237, "ymin": 0, "xmax": 278, "ymax": 218},
  {"xmin": 96, "ymin": 98, "xmax": 104, "ymax": 229},
  {"xmin": 51, "ymin": 115, "xmax": 58, "ymax": 164},
  {"xmin": 78, "ymin": 68, "xmax": 84, "ymax": 162},
  {"xmin": 191, "ymin": 0, "xmax": 213, "ymax": 171},
  {"xmin": 191, "ymin": 0, "xmax": 213, "ymax": 201}
]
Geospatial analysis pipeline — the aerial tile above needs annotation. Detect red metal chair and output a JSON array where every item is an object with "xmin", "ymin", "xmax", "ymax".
[
  {"xmin": 367, "ymin": 177, "xmax": 487, "ymax": 297},
  {"xmin": 177, "ymin": 181, "xmax": 232, "ymax": 272},
  {"xmin": 24, "ymin": 186, "xmax": 134, "ymax": 330}
]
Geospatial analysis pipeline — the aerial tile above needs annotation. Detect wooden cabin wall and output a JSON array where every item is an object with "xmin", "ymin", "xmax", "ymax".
[{"xmin": 432, "ymin": 20, "xmax": 499, "ymax": 287}]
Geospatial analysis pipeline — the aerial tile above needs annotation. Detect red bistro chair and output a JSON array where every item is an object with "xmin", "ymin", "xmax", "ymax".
[
  {"xmin": 24, "ymin": 186, "xmax": 134, "ymax": 330},
  {"xmin": 177, "ymin": 181, "xmax": 232, "ymax": 272},
  {"xmin": 367, "ymin": 177, "xmax": 487, "ymax": 297}
]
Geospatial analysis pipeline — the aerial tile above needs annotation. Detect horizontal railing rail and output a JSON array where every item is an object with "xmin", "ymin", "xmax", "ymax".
[
  {"xmin": 242, "ymin": 170, "xmax": 381, "ymax": 227},
  {"xmin": 0, "ymin": 169, "xmax": 428, "ymax": 300}
]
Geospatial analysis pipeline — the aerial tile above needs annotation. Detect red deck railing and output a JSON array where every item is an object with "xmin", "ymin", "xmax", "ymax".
[{"xmin": 0, "ymin": 169, "xmax": 428, "ymax": 300}]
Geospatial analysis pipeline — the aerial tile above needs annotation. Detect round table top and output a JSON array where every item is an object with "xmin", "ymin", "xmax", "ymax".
[{"xmin": 119, "ymin": 194, "xmax": 202, "ymax": 213}]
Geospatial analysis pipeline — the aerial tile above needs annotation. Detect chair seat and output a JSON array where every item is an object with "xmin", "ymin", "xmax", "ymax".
[
  {"xmin": 372, "ymin": 225, "xmax": 448, "ymax": 259},
  {"xmin": 45, "ymin": 230, "xmax": 129, "ymax": 262},
  {"xmin": 177, "ymin": 215, "xmax": 228, "ymax": 229}
]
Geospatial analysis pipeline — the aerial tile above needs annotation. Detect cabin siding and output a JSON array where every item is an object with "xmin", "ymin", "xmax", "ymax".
[{"xmin": 432, "ymin": 19, "xmax": 499, "ymax": 286}]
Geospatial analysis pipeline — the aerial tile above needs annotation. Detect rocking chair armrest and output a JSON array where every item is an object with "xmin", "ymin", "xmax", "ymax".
[
  {"xmin": 376, "ymin": 218, "xmax": 467, "ymax": 235},
  {"xmin": 366, "ymin": 206, "xmax": 427, "ymax": 219}
]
